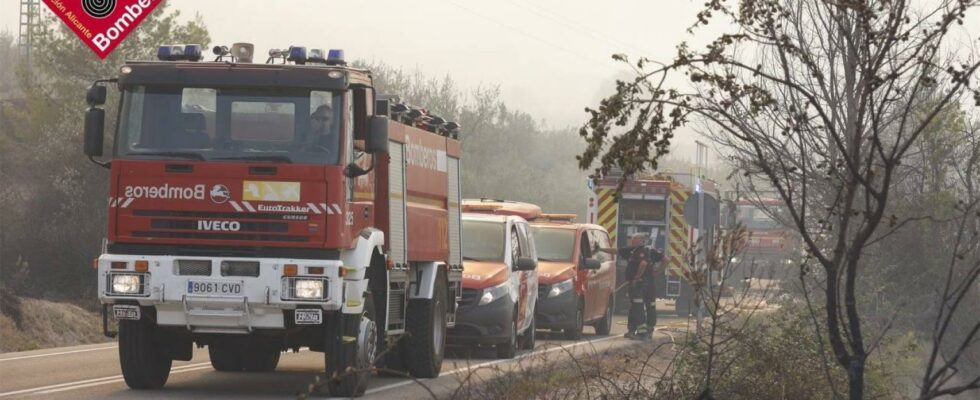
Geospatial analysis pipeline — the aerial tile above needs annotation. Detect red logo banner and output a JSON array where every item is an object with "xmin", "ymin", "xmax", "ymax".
[{"xmin": 42, "ymin": 0, "xmax": 164, "ymax": 59}]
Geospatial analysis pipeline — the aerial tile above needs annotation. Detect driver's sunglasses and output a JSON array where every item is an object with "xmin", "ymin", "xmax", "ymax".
[{"xmin": 312, "ymin": 116, "xmax": 330, "ymax": 122}]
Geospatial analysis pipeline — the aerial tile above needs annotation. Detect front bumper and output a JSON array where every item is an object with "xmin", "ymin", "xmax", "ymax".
[
  {"xmin": 447, "ymin": 295, "xmax": 514, "ymax": 345},
  {"xmin": 534, "ymin": 287, "xmax": 577, "ymax": 330},
  {"xmin": 96, "ymin": 254, "xmax": 356, "ymax": 333}
]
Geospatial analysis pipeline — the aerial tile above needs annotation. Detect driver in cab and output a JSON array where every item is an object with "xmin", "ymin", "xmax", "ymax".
[{"xmin": 304, "ymin": 104, "xmax": 336, "ymax": 152}]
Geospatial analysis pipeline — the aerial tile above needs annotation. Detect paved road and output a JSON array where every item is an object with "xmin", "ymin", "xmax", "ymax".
[{"xmin": 0, "ymin": 315, "xmax": 685, "ymax": 399}]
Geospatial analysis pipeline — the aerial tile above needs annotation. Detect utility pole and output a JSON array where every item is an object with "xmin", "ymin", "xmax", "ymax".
[{"xmin": 695, "ymin": 141, "xmax": 708, "ymax": 338}]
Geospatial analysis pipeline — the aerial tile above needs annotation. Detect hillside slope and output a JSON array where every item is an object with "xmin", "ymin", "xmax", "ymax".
[{"xmin": 1, "ymin": 293, "xmax": 108, "ymax": 352}]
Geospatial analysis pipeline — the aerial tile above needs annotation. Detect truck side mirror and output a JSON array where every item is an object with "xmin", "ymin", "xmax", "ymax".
[
  {"xmin": 581, "ymin": 258, "xmax": 601, "ymax": 270},
  {"xmin": 86, "ymin": 85, "xmax": 106, "ymax": 106},
  {"xmin": 84, "ymin": 108, "xmax": 105, "ymax": 157},
  {"xmin": 366, "ymin": 115, "xmax": 389, "ymax": 154},
  {"xmin": 514, "ymin": 257, "xmax": 537, "ymax": 271}
]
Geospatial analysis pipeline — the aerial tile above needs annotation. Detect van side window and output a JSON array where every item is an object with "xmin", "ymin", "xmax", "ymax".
[
  {"xmin": 579, "ymin": 230, "xmax": 593, "ymax": 263},
  {"xmin": 516, "ymin": 223, "xmax": 533, "ymax": 259},
  {"xmin": 593, "ymin": 230, "xmax": 612, "ymax": 263},
  {"xmin": 510, "ymin": 227, "xmax": 521, "ymax": 263}
]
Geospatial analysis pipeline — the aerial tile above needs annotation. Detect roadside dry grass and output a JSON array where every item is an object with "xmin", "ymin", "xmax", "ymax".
[
  {"xmin": 443, "ymin": 326, "xmax": 687, "ymax": 400},
  {"xmin": 0, "ymin": 295, "xmax": 107, "ymax": 352}
]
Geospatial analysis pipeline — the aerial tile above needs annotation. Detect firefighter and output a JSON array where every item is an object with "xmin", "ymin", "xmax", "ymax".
[
  {"xmin": 598, "ymin": 233, "xmax": 660, "ymax": 340},
  {"xmin": 305, "ymin": 104, "xmax": 335, "ymax": 150}
]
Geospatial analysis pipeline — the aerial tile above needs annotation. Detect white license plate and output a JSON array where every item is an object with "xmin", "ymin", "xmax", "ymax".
[
  {"xmin": 186, "ymin": 280, "xmax": 243, "ymax": 296},
  {"xmin": 294, "ymin": 309, "xmax": 323, "ymax": 325},
  {"xmin": 113, "ymin": 305, "xmax": 141, "ymax": 320}
]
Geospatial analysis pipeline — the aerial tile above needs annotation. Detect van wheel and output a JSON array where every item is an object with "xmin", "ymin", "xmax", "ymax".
[
  {"xmin": 404, "ymin": 268, "xmax": 448, "ymax": 378},
  {"xmin": 496, "ymin": 317, "xmax": 517, "ymax": 359},
  {"xmin": 119, "ymin": 309, "xmax": 172, "ymax": 389},
  {"xmin": 593, "ymin": 295, "xmax": 614, "ymax": 335},
  {"xmin": 518, "ymin": 317, "xmax": 536, "ymax": 350},
  {"xmin": 563, "ymin": 298, "xmax": 584, "ymax": 340}
]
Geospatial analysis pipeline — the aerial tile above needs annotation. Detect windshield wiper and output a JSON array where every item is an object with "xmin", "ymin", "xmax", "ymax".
[
  {"xmin": 463, "ymin": 256, "xmax": 482, "ymax": 261},
  {"xmin": 129, "ymin": 151, "xmax": 205, "ymax": 160},
  {"xmin": 212, "ymin": 155, "xmax": 293, "ymax": 163}
]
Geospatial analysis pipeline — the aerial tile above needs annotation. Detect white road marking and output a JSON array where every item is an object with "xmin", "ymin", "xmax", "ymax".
[
  {"xmin": 0, "ymin": 362, "xmax": 210, "ymax": 397},
  {"xmin": 36, "ymin": 365, "xmax": 215, "ymax": 395},
  {"xmin": 0, "ymin": 345, "xmax": 118, "ymax": 362},
  {"xmin": 364, "ymin": 334, "xmax": 620, "ymax": 395},
  {"xmin": 0, "ymin": 349, "xmax": 310, "ymax": 397},
  {"xmin": 0, "ymin": 334, "xmax": 633, "ymax": 398}
]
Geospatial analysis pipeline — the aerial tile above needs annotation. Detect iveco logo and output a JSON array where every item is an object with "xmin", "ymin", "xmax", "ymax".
[
  {"xmin": 197, "ymin": 220, "xmax": 241, "ymax": 231},
  {"xmin": 209, "ymin": 184, "xmax": 231, "ymax": 204},
  {"xmin": 82, "ymin": 0, "xmax": 116, "ymax": 19}
]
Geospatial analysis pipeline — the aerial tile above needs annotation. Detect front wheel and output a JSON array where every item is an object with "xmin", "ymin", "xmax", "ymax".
[
  {"xmin": 593, "ymin": 295, "xmax": 614, "ymax": 335},
  {"xmin": 496, "ymin": 317, "xmax": 517, "ymax": 359},
  {"xmin": 324, "ymin": 298, "xmax": 375, "ymax": 397},
  {"xmin": 518, "ymin": 317, "xmax": 536, "ymax": 350},
  {"xmin": 404, "ymin": 269, "xmax": 448, "ymax": 378},
  {"xmin": 563, "ymin": 298, "xmax": 584, "ymax": 340},
  {"xmin": 119, "ymin": 309, "xmax": 172, "ymax": 389}
]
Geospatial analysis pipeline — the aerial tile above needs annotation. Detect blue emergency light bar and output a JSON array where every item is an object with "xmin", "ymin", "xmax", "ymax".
[
  {"xmin": 288, "ymin": 46, "xmax": 307, "ymax": 64},
  {"xmin": 157, "ymin": 44, "xmax": 202, "ymax": 62},
  {"xmin": 326, "ymin": 49, "xmax": 345, "ymax": 65}
]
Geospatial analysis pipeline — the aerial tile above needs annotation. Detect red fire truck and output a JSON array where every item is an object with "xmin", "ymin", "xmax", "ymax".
[
  {"xmin": 732, "ymin": 197, "xmax": 800, "ymax": 279},
  {"xmin": 82, "ymin": 43, "xmax": 462, "ymax": 397},
  {"xmin": 586, "ymin": 170, "xmax": 719, "ymax": 316}
]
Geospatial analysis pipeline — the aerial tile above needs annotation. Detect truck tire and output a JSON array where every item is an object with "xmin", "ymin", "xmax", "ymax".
[
  {"xmin": 404, "ymin": 268, "xmax": 448, "ymax": 378},
  {"xmin": 324, "ymin": 297, "xmax": 375, "ymax": 397},
  {"xmin": 563, "ymin": 298, "xmax": 584, "ymax": 340},
  {"xmin": 208, "ymin": 343, "xmax": 243, "ymax": 372},
  {"xmin": 518, "ymin": 317, "xmax": 536, "ymax": 350},
  {"xmin": 593, "ymin": 295, "xmax": 614, "ymax": 335},
  {"xmin": 496, "ymin": 317, "xmax": 517, "ymax": 359},
  {"xmin": 119, "ymin": 310, "xmax": 172, "ymax": 389},
  {"xmin": 242, "ymin": 347, "xmax": 280, "ymax": 372}
]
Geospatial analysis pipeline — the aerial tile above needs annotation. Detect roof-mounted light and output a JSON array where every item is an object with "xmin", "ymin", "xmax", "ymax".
[
  {"xmin": 157, "ymin": 44, "xmax": 202, "ymax": 61},
  {"xmin": 326, "ymin": 49, "xmax": 345, "ymax": 65},
  {"xmin": 183, "ymin": 44, "xmax": 202, "ymax": 61},
  {"xmin": 308, "ymin": 48, "xmax": 326, "ymax": 63},
  {"xmin": 288, "ymin": 46, "xmax": 308, "ymax": 65}
]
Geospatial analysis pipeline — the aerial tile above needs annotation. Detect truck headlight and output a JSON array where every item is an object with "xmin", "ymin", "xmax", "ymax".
[
  {"xmin": 111, "ymin": 274, "xmax": 143, "ymax": 295},
  {"xmin": 479, "ymin": 282, "xmax": 509, "ymax": 306},
  {"xmin": 548, "ymin": 278, "xmax": 574, "ymax": 298},
  {"xmin": 294, "ymin": 279, "xmax": 324, "ymax": 299}
]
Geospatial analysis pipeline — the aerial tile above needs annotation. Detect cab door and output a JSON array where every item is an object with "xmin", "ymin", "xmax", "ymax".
[
  {"xmin": 589, "ymin": 229, "xmax": 616, "ymax": 320},
  {"xmin": 514, "ymin": 221, "xmax": 537, "ymax": 333}
]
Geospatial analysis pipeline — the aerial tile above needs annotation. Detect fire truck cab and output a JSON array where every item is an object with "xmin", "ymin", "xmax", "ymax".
[
  {"xmin": 452, "ymin": 199, "xmax": 539, "ymax": 358},
  {"xmin": 82, "ymin": 43, "xmax": 463, "ymax": 397}
]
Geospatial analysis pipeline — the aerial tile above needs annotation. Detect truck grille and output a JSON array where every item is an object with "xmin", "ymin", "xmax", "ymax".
[
  {"xmin": 177, "ymin": 259, "xmax": 212, "ymax": 276},
  {"xmin": 129, "ymin": 209, "xmax": 309, "ymax": 243},
  {"xmin": 459, "ymin": 288, "xmax": 480, "ymax": 307}
]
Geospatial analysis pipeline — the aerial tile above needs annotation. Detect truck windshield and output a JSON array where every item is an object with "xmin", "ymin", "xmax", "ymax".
[
  {"xmin": 116, "ymin": 86, "xmax": 343, "ymax": 164},
  {"xmin": 530, "ymin": 227, "xmax": 575, "ymax": 262},
  {"xmin": 462, "ymin": 220, "xmax": 504, "ymax": 261}
]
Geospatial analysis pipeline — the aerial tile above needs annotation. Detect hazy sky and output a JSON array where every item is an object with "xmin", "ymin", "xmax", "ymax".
[
  {"xmin": 3, "ymin": 0, "xmax": 979, "ymax": 161},
  {"xmin": 1, "ymin": 0, "xmax": 706, "ymax": 130}
]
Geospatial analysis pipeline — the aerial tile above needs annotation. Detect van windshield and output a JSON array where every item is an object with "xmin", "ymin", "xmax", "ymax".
[
  {"xmin": 115, "ymin": 85, "xmax": 343, "ymax": 164},
  {"xmin": 462, "ymin": 220, "xmax": 504, "ymax": 262},
  {"xmin": 530, "ymin": 227, "xmax": 575, "ymax": 262}
]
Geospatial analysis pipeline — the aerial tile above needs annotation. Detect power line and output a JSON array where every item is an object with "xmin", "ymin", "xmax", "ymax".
[
  {"xmin": 445, "ymin": 1, "xmax": 612, "ymax": 68},
  {"xmin": 503, "ymin": 0, "xmax": 652, "ymax": 57}
]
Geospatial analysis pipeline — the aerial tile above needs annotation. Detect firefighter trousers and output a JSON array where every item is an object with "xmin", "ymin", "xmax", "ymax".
[{"xmin": 628, "ymin": 279, "xmax": 657, "ymax": 336}]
